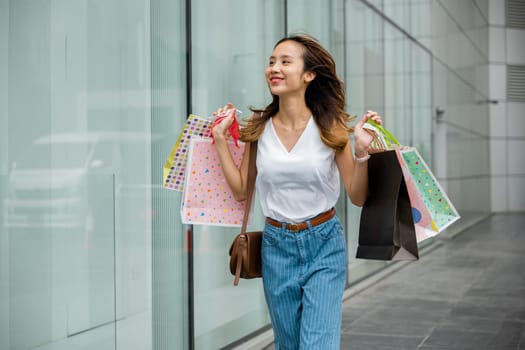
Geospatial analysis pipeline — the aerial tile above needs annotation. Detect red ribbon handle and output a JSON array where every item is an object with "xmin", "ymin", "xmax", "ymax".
[{"xmin": 211, "ymin": 109, "xmax": 241, "ymax": 148}]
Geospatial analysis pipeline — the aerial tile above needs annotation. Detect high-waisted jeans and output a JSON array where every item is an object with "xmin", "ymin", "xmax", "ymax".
[{"xmin": 262, "ymin": 215, "xmax": 348, "ymax": 350}]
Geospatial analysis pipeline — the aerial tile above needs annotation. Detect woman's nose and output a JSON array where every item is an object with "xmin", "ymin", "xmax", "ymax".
[{"xmin": 270, "ymin": 64, "xmax": 280, "ymax": 73}]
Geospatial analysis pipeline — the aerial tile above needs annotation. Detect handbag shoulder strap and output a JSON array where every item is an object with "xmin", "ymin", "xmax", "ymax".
[{"xmin": 241, "ymin": 141, "xmax": 257, "ymax": 234}]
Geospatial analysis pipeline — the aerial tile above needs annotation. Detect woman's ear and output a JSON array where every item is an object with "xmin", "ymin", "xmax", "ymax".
[{"xmin": 304, "ymin": 71, "xmax": 316, "ymax": 83}]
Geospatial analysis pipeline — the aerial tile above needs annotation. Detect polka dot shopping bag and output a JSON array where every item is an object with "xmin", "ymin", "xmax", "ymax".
[
  {"xmin": 180, "ymin": 138, "xmax": 246, "ymax": 226},
  {"xmin": 163, "ymin": 114, "xmax": 213, "ymax": 192}
]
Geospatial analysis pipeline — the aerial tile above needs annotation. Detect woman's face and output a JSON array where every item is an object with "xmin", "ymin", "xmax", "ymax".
[{"xmin": 265, "ymin": 40, "xmax": 315, "ymax": 97}]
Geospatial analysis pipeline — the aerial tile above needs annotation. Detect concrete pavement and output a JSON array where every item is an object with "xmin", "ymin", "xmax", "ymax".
[{"xmin": 340, "ymin": 213, "xmax": 525, "ymax": 349}]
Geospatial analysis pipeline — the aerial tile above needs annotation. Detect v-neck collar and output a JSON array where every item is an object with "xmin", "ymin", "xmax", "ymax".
[{"xmin": 270, "ymin": 116, "xmax": 313, "ymax": 154}]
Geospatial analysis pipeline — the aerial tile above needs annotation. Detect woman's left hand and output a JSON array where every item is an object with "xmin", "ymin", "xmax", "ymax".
[{"xmin": 353, "ymin": 110, "xmax": 383, "ymax": 157}]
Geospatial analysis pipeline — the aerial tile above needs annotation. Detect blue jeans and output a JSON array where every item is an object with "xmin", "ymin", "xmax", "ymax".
[{"xmin": 262, "ymin": 215, "xmax": 348, "ymax": 350}]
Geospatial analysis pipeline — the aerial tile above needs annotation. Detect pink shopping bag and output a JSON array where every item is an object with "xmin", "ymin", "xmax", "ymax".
[{"xmin": 180, "ymin": 138, "xmax": 247, "ymax": 226}]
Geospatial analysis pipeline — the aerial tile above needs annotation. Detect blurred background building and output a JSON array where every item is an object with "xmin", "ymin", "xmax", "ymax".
[{"xmin": 0, "ymin": 0, "xmax": 524, "ymax": 349}]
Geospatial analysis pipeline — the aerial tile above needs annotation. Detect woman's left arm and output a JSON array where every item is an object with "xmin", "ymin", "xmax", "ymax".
[{"xmin": 336, "ymin": 111, "xmax": 382, "ymax": 207}]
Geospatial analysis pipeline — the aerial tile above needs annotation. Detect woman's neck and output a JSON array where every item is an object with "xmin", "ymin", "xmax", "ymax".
[{"xmin": 276, "ymin": 95, "xmax": 311, "ymax": 129}]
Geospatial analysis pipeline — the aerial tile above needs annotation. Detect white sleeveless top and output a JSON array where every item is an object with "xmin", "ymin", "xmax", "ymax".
[{"xmin": 256, "ymin": 116, "xmax": 340, "ymax": 223}]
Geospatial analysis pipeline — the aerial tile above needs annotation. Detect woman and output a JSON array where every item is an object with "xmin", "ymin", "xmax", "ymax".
[{"xmin": 212, "ymin": 34, "xmax": 381, "ymax": 349}]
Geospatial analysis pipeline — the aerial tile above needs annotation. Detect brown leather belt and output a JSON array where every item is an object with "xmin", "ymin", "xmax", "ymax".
[{"xmin": 265, "ymin": 208, "xmax": 336, "ymax": 232}]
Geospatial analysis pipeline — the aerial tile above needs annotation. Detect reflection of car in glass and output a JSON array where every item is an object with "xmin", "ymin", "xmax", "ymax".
[
  {"xmin": 5, "ymin": 132, "xmax": 147, "ymax": 229},
  {"xmin": 5, "ymin": 131, "xmax": 156, "ymax": 338}
]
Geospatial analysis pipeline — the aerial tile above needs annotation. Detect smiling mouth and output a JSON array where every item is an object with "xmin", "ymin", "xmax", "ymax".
[{"xmin": 270, "ymin": 77, "xmax": 283, "ymax": 84}]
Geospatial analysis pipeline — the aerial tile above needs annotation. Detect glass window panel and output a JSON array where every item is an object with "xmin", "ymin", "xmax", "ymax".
[
  {"xmin": 439, "ymin": 0, "xmax": 489, "ymax": 57},
  {"xmin": 0, "ymin": 0, "xmax": 177, "ymax": 349},
  {"xmin": 150, "ymin": 0, "xmax": 188, "ymax": 349},
  {"xmin": 432, "ymin": 58, "xmax": 490, "ymax": 227},
  {"xmin": 345, "ymin": 0, "xmax": 389, "ymax": 281},
  {"xmin": 190, "ymin": 1, "xmax": 283, "ymax": 348},
  {"xmin": 384, "ymin": 24, "xmax": 411, "ymax": 144},
  {"xmin": 410, "ymin": 0, "xmax": 432, "ymax": 47},
  {"xmin": 287, "ymin": 0, "xmax": 344, "ymax": 60},
  {"xmin": 0, "ymin": 2, "xmax": 7, "ymax": 345},
  {"xmin": 384, "ymin": 0, "xmax": 411, "ymax": 32},
  {"xmin": 411, "ymin": 43, "xmax": 432, "ymax": 161},
  {"xmin": 191, "ymin": 1, "xmax": 283, "ymax": 116}
]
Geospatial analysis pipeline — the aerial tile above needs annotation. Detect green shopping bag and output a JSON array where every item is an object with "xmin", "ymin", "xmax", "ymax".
[{"xmin": 400, "ymin": 148, "xmax": 460, "ymax": 233}]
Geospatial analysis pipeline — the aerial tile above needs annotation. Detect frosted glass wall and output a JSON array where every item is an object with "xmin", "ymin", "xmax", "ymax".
[
  {"xmin": 0, "ymin": 0, "xmax": 188, "ymax": 349},
  {"xmin": 190, "ymin": 1, "xmax": 283, "ymax": 348}
]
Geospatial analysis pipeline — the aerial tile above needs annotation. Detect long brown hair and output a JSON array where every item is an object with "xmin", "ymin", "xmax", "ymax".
[{"xmin": 241, "ymin": 34, "xmax": 354, "ymax": 151}]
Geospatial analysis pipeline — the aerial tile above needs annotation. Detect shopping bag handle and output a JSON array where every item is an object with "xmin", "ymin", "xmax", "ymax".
[
  {"xmin": 241, "ymin": 140, "xmax": 258, "ymax": 234},
  {"xmin": 364, "ymin": 119, "xmax": 401, "ymax": 151}
]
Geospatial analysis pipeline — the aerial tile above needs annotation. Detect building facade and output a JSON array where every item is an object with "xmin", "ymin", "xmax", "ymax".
[{"xmin": 0, "ymin": 0, "xmax": 523, "ymax": 349}]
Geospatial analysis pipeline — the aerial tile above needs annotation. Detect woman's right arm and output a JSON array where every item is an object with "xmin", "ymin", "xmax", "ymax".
[{"xmin": 212, "ymin": 113, "xmax": 250, "ymax": 201}]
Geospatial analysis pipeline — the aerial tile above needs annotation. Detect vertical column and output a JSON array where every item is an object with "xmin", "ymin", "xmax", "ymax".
[
  {"xmin": 488, "ymin": 0, "xmax": 508, "ymax": 211},
  {"xmin": 503, "ymin": 0, "xmax": 525, "ymax": 211},
  {"xmin": 0, "ymin": 0, "xmax": 8, "ymax": 340},
  {"xmin": 150, "ymin": 0, "xmax": 189, "ymax": 349}
]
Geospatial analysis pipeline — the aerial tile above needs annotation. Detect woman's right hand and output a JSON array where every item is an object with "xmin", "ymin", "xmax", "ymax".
[
  {"xmin": 210, "ymin": 103, "xmax": 247, "ymax": 201},
  {"xmin": 212, "ymin": 103, "xmax": 237, "ymax": 142}
]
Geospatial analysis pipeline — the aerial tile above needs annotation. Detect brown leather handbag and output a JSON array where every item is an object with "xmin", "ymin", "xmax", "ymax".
[{"xmin": 228, "ymin": 141, "xmax": 262, "ymax": 286}]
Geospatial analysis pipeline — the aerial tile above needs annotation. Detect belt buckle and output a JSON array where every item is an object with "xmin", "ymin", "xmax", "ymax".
[{"xmin": 289, "ymin": 223, "xmax": 299, "ymax": 231}]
